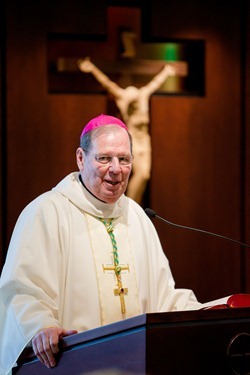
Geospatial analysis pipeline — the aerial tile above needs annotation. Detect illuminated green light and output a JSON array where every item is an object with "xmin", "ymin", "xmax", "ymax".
[
  {"xmin": 165, "ymin": 44, "xmax": 181, "ymax": 61},
  {"xmin": 138, "ymin": 43, "xmax": 183, "ymax": 61}
]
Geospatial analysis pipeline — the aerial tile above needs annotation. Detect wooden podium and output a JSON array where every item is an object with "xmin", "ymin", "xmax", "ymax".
[{"xmin": 14, "ymin": 308, "xmax": 250, "ymax": 375}]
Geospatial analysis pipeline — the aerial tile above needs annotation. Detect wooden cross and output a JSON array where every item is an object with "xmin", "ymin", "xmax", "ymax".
[
  {"xmin": 103, "ymin": 263, "xmax": 130, "ymax": 314},
  {"xmin": 48, "ymin": 6, "xmax": 192, "ymax": 94}
]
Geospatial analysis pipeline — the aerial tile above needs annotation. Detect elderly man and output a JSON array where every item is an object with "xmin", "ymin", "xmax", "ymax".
[{"xmin": 0, "ymin": 114, "xmax": 201, "ymax": 374}]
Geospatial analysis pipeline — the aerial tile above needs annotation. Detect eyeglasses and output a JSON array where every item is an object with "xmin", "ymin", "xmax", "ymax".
[{"xmin": 94, "ymin": 154, "xmax": 134, "ymax": 166}]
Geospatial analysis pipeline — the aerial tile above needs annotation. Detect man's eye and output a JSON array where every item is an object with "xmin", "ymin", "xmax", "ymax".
[
  {"xmin": 95, "ymin": 155, "xmax": 132, "ymax": 165},
  {"xmin": 119, "ymin": 157, "xmax": 130, "ymax": 165},
  {"xmin": 96, "ymin": 156, "xmax": 111, "ymax": 164}
]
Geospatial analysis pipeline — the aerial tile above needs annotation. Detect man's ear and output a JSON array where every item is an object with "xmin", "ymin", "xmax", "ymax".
[{"xmin": 76, "ymin": 148, "xmax": 84, "ymax": 170}]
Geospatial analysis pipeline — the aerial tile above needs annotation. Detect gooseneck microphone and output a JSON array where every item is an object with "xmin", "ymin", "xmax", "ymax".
[{"xmin": 145, "ymin": 208, "xmax": 250, "ymax": 248}]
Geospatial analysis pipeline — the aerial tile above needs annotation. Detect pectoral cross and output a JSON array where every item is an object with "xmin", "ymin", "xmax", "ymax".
[
  {"xmin": 114, "ymin": 286, "xmax": 128, "ymax": 315},
  {"xmin": 103, "ymin": 263, "xmax": 130, "ymax": 314}
]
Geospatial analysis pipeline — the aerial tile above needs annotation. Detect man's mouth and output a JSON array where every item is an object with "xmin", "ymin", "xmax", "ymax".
[{"xmin": 106, "ymin": 180, "xmax": 119, "ymax": 186}]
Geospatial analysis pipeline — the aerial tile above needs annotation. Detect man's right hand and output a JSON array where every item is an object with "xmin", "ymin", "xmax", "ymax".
[{"xmin": 32, "ymin": 327, "xmax": 78, "ymax": 368}]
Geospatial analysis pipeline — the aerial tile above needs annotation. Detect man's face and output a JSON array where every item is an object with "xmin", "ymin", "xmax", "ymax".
[{"xmin": 77, "ymin": 127, "xmax": 133, "ymax": 203}]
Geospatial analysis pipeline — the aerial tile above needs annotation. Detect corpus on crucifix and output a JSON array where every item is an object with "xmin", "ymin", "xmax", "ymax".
[{"xmin": 78, "ymin": 57, "xmax": 187, "ymax": 204}]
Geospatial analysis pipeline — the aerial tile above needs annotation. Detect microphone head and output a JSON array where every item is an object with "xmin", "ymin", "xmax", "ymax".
[{"xmin": 145, "ymin": 208, "xmax": 157, "ymax": 218}]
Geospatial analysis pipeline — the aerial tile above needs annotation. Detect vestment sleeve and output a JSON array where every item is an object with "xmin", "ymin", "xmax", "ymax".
[{"xmin": 0, "ymin": 193, "xmax": 64, "ymax": 374}]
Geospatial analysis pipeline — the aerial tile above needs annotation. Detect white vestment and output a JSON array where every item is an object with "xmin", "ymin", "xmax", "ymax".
[{"xmin": 0, "ymin": 172, "xmax": 202, "ymax": 374}]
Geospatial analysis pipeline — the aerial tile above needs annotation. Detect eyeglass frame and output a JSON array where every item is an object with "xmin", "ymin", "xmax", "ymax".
[{"xmin": 94, "ymin": 154, "xmax": 134, "ymax": 166}]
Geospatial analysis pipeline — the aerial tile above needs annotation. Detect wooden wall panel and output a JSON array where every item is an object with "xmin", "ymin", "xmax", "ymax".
[
  {"xmin": 150, "ymin": 97, "xmax": 242, "ymax": 302},
  {"xmin": 148, "ymin": 0, "xmax": 245, "ymax": 301},
  {"xmin": 6, "ymin": 1, "xmax": 48, "ymax": 239},
  {"xmin": 0, "ymin": 0, "xmax": 6, "ymax": 269},
  {"xmin": 245, "ymin": 0, "xmax": 250, "ymax": 292},
  {"xmin": 4, "ymin": 0, "xmax": 106, "ymax": 242}
]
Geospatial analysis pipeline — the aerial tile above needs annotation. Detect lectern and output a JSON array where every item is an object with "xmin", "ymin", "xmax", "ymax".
[{"xmin": 14, "ymin": 308, "xmax": 250, "ymax": 375}]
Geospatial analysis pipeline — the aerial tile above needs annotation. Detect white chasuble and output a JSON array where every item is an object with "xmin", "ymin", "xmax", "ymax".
[
  {"xmin": 0, "ymin": 172, "xmax": 203, "ymax": 375},
  {"xmin": 85, "ymin": 213, "xmax": 140, "ymax": 325}
]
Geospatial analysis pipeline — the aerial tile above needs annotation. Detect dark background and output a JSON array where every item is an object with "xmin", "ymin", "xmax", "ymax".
[{"xmin": 0, "ymin": 0, "xmax": 250, "ymax": 303}]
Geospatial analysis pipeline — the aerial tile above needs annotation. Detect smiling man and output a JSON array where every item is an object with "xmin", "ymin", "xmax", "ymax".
[
  {"xmin": 0, "ymin": 114, "xmax": 201, "ymax": 374},
  {"xmin": 76, "ymin": 115, "xmax": 133, "ymax": 204}
]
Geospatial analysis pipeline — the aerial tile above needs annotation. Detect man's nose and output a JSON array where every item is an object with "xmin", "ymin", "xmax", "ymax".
[{"xmin": 109, "ymin": 157, "xmax": 121, "ymax": 172}]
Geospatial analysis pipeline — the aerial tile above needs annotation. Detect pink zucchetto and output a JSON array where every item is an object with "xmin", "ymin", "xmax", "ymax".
[{"xmin": 80, "ymin": 114, "xmax": 128, "ymax": 138}]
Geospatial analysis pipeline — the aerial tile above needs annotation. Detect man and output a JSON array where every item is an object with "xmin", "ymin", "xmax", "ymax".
[{"xmin": 0, "ymin": 114, "xmax": 201, "ymax": 374}]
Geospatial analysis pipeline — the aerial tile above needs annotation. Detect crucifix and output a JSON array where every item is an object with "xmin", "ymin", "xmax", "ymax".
[
  {"xmin": 103, "ymin": 262, "xmax": 130, "ymax": 315},
  {"xmin": 75, "ymin": 51, "xmax": 186, "ymax": 205},
  {"xmin": 48, "ymin": 6, "xmax": 203, "ymax": 204},
  {"xmin": 99, "ymin": 217, "xmax": 130, "ymax": 315}
]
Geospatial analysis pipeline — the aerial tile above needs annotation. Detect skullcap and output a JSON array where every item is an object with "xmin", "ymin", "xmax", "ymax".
[{"xmin": 80, "ymin": 114, "xmax": 128, "ymax": 138}]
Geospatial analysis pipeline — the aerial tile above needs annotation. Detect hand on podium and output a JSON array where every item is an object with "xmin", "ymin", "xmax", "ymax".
[{"xmin": 32, "ymin": 327, "xmax": 78, "ymax": 368}]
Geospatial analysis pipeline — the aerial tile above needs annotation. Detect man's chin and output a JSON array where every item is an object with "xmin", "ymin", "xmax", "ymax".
[{"xmin": 101, "ymin": 189, "xmax": 124, "ymax": 203}]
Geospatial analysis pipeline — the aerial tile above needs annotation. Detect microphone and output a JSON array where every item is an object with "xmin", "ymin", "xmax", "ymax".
[{"xmin": 145, "ymin": 208, "xmax": 250, "ymax": 248}]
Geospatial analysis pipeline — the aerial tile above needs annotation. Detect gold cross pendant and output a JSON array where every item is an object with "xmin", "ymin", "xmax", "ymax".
[
  {"xmin": 114, "ymin": 286, "xmax": 128, "ymax": 314},
  {"xmin": 102, "ymin": 263, "xmax": 130, "ymax": 274},
  {"xmin": 103, "ymin": 263, "xmax": 129, "ymax": 314}
]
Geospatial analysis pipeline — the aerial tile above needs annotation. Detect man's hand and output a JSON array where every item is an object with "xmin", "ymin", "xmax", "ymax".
[{"xmin": 32, "ymin": 327, "xmax": 78, "ymax": 368}]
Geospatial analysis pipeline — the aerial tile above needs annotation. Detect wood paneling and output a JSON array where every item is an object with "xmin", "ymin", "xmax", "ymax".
[
  {"xmin": 245, "ymin": 0, "xmax": 250, "ymax": 292},
  {"xmin": 147, "ymin": 0, "xmax": 246, "ymax": 301}
]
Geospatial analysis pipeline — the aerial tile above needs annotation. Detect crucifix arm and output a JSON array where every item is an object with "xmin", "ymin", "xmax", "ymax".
[
  {"xmin": 142, "ymin": 64, "xmax": 177, "ymax": 95},
  {"xmin": 143, "ymin": 62, "xmax": 188, "ymax": 95},
  {"xmin": 78, "ymin": 58, "xmax": 123, "ymax": 97}
]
